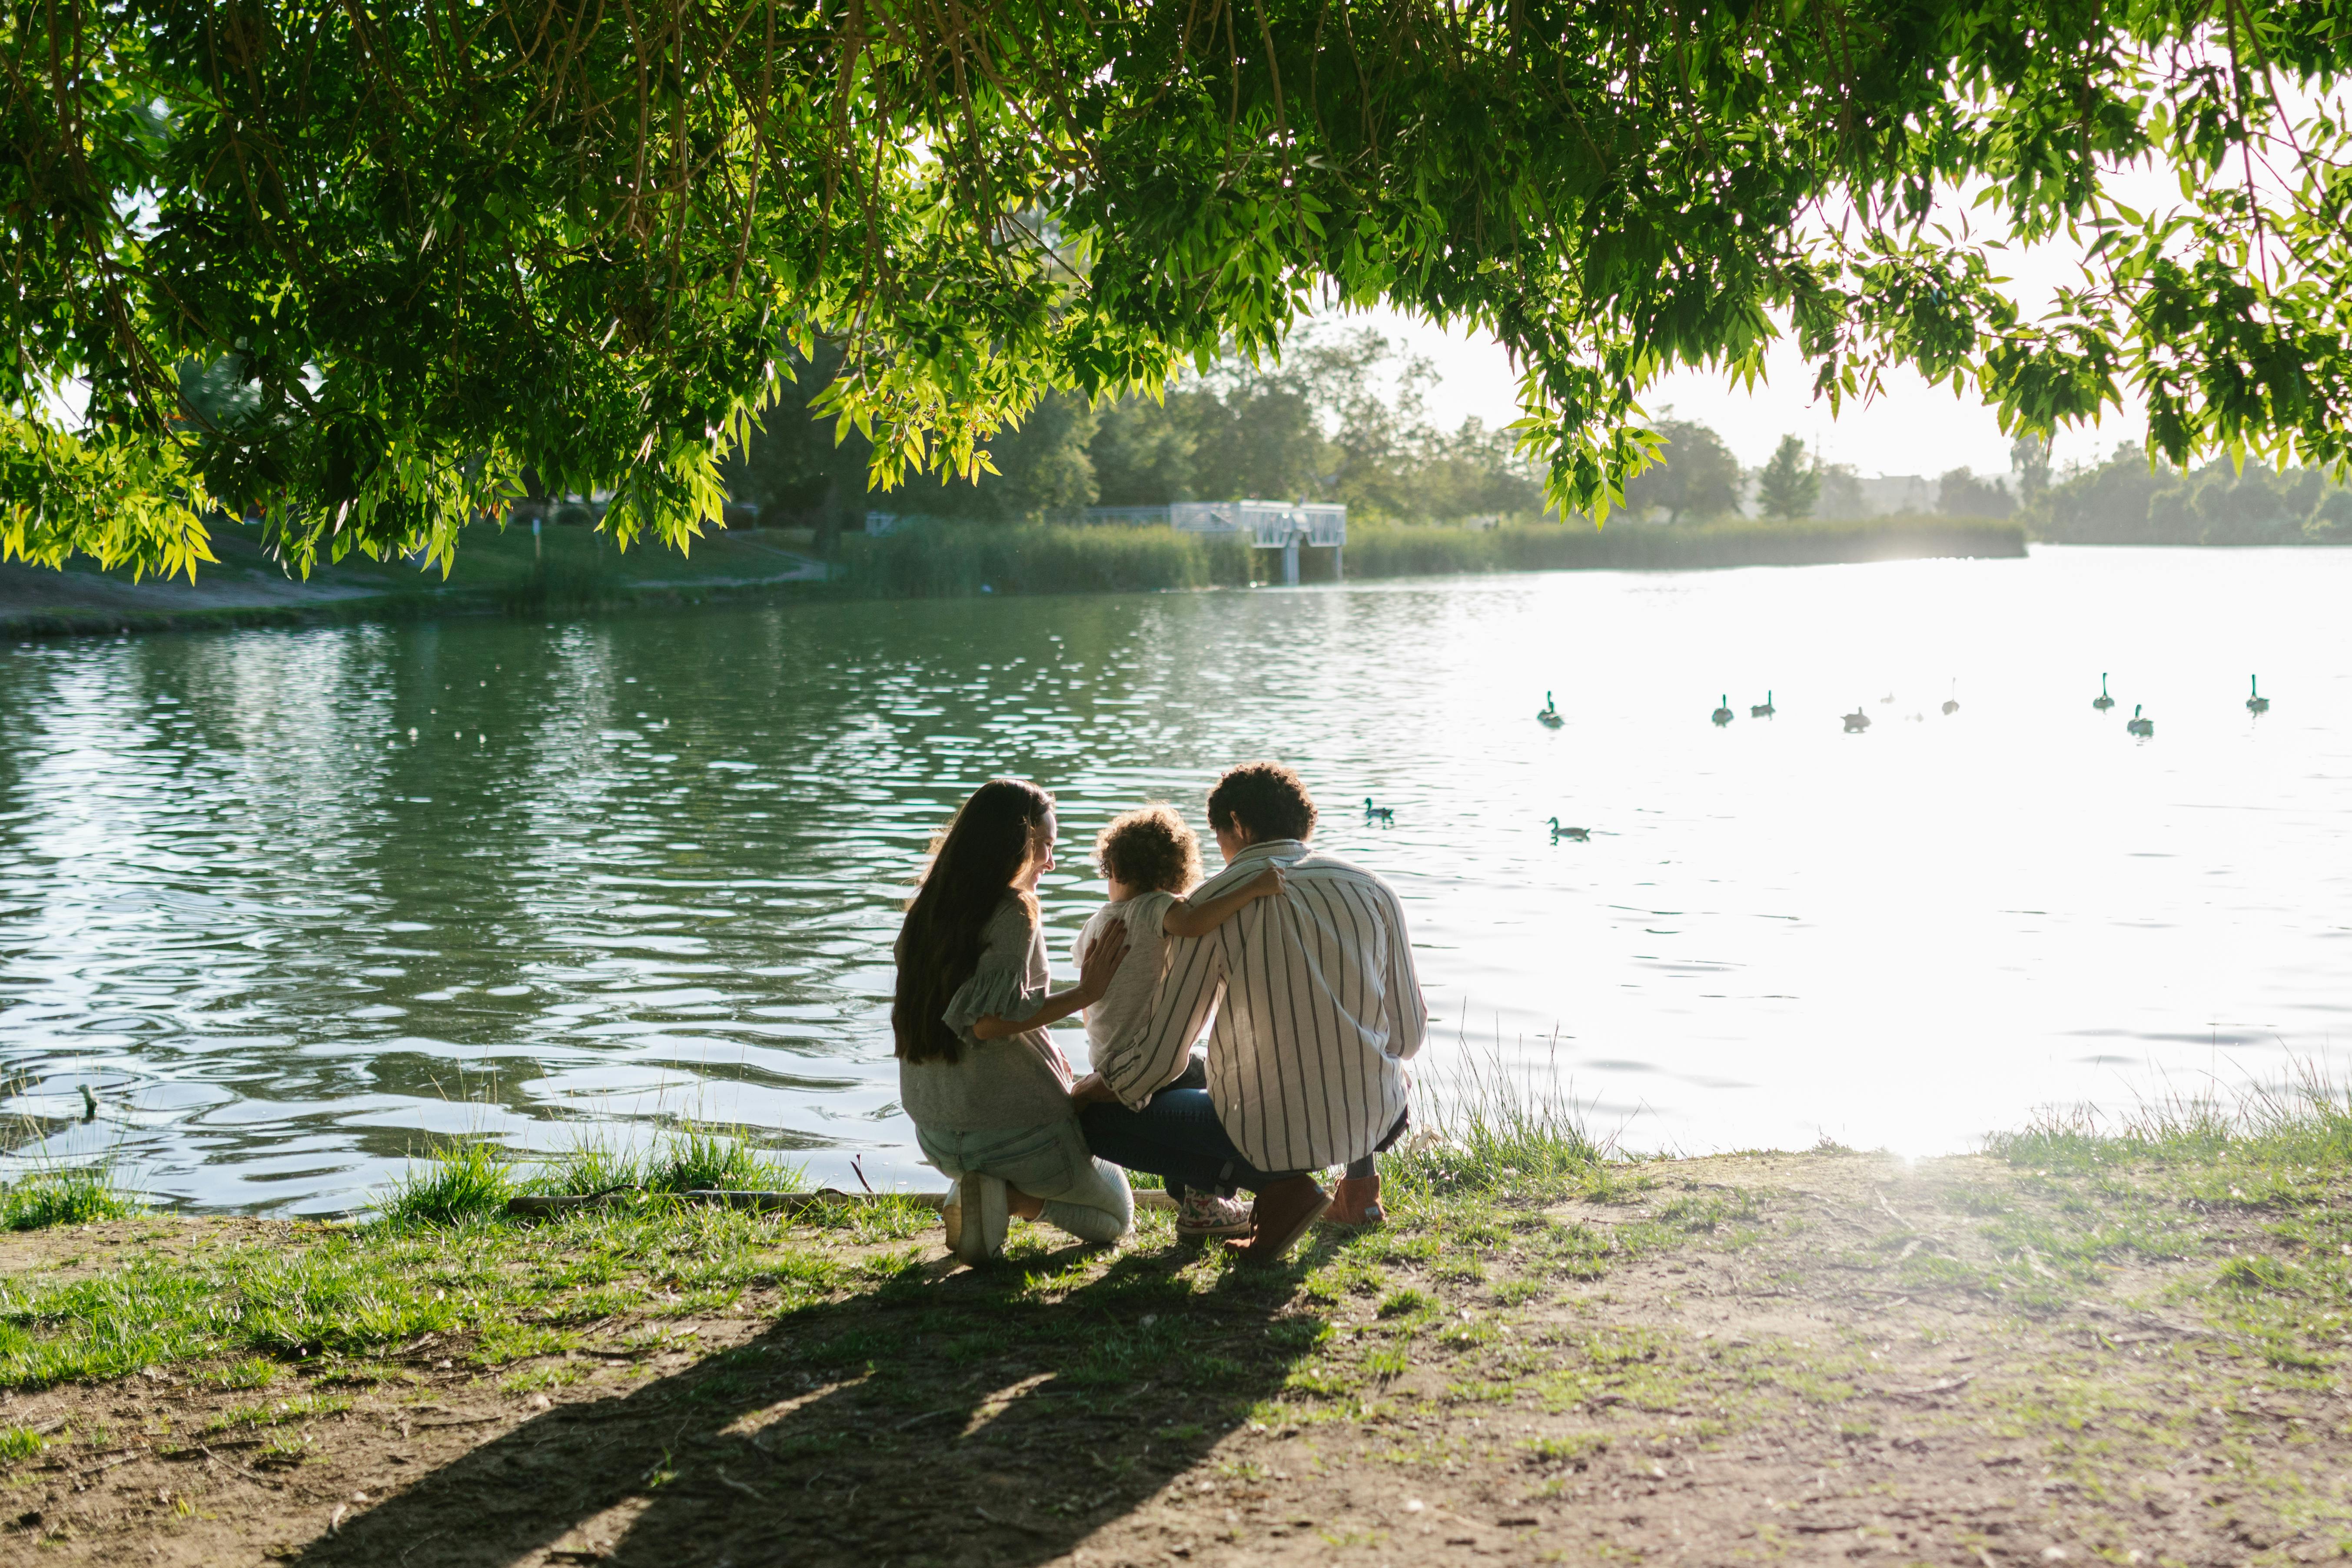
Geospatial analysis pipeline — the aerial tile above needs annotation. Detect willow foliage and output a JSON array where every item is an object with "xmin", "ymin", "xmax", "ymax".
[{"xmin": 5, "ymin": 0, "xmax": 2349, "ymax": 576}]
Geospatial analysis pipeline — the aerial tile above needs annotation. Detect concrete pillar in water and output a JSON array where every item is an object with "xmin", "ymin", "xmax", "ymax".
[{"xmin": 1282, "ymin": 533, "xmax": 1300, "ymax": 585}]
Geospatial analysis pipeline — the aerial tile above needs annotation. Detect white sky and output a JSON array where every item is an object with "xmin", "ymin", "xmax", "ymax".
[
  {"xmin": 1312, "ymin": 160, "xmax": 2224, "ymax": 480},
  {"xmin": 1333, "ymin": 244, "xmax": 2150, "ymax": 481},
  {"xmin": 1346, "ymin": 302, "xmax": 2146, "ymax": 479}
]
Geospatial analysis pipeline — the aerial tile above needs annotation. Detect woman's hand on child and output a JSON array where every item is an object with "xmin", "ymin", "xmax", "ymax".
[{"xmin": 1076, "ymin": 922, "xmax": 1131, "ymax": 1001}]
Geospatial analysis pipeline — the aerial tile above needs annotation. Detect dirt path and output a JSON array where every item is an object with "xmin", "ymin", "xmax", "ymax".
[{"xmin": 2, "ymin": 1150, "xmax": 2342, "ymax": 1567}]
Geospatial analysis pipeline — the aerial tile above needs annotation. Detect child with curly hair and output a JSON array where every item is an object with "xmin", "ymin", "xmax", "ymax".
[{"xmin": 1070, "ymin": 803, "xmax": 1279, "ymax": 1240}]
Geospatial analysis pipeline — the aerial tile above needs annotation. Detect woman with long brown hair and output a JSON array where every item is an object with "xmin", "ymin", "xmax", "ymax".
[{"xmin": 895, "ymin": 778, "xmax": 1135, "ymax": 1263}]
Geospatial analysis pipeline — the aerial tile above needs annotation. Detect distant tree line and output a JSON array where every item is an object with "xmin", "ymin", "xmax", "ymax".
[
  {"xmin": 1620, "ymin": 423, "xmax": 2352, "ymax": 545},
  {"xmin": 1618, "ymin": 423, "xmax": 2035, "ymax": 526},
  {"xmin": 723, "ymin": 328, "xmax": 1545, "ymax": 538},
  {"xmin": 2026, "ymin": 444, "xmax": 2352, "ymax": 545},
  {"xmin": 724, "ymin": 339, "xmax": 2352, "ymax": 547}
]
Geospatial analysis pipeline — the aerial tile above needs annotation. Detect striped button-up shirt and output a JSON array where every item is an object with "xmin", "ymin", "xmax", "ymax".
[{"xmin": 1097, "ymin": 838, "xmax": 1426, "ymax": 1172}]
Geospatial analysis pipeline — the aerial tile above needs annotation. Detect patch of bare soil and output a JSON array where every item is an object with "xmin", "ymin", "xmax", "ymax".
[{"xmin": 4, "ymin": 1152, "xmax": 2345, "ymax": 1568}]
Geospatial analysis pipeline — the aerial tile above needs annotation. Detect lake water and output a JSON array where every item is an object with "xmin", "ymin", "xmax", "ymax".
[{"xmin": 2, "ymin": 547, "xmax": 2345, "ymax": 1213}]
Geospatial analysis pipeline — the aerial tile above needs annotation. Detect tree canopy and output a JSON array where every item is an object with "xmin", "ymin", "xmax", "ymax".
[{"xmin": 8, "ymin": 0, "xmax": 2351, "ymax": 578}]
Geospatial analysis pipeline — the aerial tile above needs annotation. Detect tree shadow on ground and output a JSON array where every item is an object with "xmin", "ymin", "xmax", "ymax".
[{"xmin": 301, "ymin": 1237, "xmax": 1333, "ymax": 1568}]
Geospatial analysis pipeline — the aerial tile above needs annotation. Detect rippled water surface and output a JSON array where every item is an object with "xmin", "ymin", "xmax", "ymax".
[{"xmin": 3, "ymin": 547, "xmax": 2347, "ymax": 1212}]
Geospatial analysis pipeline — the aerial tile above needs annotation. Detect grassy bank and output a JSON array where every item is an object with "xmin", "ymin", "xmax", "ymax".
[
  {"xmin": 5, "ymin": 1085, "xmax": 2352, "ymax": 1565},
  {"xmin": 1344, "ymin": 513, "xmax": 2027, "ymax": 578},
  {"xmin": 835, "ymin": 515, "xmax": 2026, "ymax": 600},
  {"xmin": 0, "ymin": 519, "xmax": 832, "ymax": 638},
  {"xmin": 834, "ymin": 520, "xmax": 1256, "ymax": 597}
]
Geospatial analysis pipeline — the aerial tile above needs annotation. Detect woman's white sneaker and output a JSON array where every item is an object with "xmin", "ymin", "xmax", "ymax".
[{"xmin": 953, "ymin": 1172, "xmax": 1010, "ymax": 1264}]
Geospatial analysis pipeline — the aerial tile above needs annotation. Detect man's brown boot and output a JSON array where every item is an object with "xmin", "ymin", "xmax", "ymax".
[
  {"xmin": 1324, "ymin": 1174, "xmax": 1385, "ymax": 1228},
  {"xmin": 1231, "ymin": 1175, "xmax": 1330, "ymax": 1266}
]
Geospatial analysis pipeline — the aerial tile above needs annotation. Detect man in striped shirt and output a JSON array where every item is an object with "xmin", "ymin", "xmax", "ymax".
[{"xmin": 1076, "ymin": 761, "xmax": 1425, "ymax": 1263}]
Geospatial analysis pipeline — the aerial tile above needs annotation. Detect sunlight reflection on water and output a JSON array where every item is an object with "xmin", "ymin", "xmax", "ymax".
[{"xmin": 0, "ymin": 545, "xmax": 2345, "ymax": 1211}]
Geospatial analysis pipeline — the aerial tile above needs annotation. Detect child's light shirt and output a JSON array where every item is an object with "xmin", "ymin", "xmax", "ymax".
[{"xmin": 1072, "ymin": 891, "xmax": 1187, "ymax": 1066}]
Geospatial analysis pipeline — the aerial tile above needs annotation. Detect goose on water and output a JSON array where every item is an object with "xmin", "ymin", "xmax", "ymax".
[
  {"xmin": 1750, "ymin": 691, "xmax": 1776, "ymax": 718},
  {"xmin": 2094, "ymin": 673, "xmax": 2115, "ymax": 712},
  {"xmin": 1547, "ymin": 817, "xmax": 1591, "ymax": 842},
  {"xmin": 1942, "ymin": 679, "xmax": 1960, "ymax": 717},
  {"xmin": 1711, "ymin": 694, "xmax": 1734, "ymax": 727},
  {"xmin": 1363, "ymin": 797, "xmax": 1395, "ymax": 824},
  {"xmin": 2247, "ymin": 675, "xmax": 2269, "ymax": 714},
  {"xmin": 2127, "ymin": 704, "xmax": 2154, "ymax": 738},
  {"xmin": 1538, "ymin": 690, "xmax": 1564, "ymax": 727},
  {"xmin": 1843, "ymin": 708, "xmax": 1872, "ymax": 733}
]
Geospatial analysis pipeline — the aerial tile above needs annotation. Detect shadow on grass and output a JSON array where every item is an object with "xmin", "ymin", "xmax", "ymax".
[{"xmin": 300, "ymin": 1237, "xmax": 1333, "ymax": 1568}]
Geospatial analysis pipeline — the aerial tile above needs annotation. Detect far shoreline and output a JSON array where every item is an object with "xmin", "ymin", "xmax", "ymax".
[{"xmin": 0, "ymin": 514, "xmax": 2032, "ymax": 641}]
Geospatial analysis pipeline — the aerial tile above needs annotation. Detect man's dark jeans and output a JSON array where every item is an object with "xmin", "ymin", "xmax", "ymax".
[
  {"xmin": 1078, "ymin": 1089, "xmax": 1294, "ymax": 1200},
  {"xmin": 1080, "ymin": 1060, "xmax": 1410, "ymax": 1200}
]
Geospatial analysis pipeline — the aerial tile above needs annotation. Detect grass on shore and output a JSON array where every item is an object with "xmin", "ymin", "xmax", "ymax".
[
  {"xmin": 13, "ymin": 1062, "xmax": 2347, "ymax": 1393},
  {"xmin": 9, "ymin": 1078, "xmax": 2352, "ymax": 1565},
  {"xmin": 1343, "ymin": 513, "xmax": 2027, "ymax": 578},
  {"xmin": 377, "ymin": 1129, "xmax": 810, "ymax": 1229},
  {"xmin": 832, "ymin": 515, "xmax": 2027, "ymax": 601},
  {"xmin": 834, "ymin": 519, "xmax": 1256, "ymax": 597},
  {"xmin": 0, "ymin": 1166, "xmax": 137, "ymax": 1231}
]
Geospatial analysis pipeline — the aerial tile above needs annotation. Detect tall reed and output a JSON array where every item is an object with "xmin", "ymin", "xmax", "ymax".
[
  {"xmin": 835, "ymin": 521, "xmax": 1254, "ymax": 597},
  {"xmin": 1381, "ymin": 1032, "xmax": 1612, "ymax": 1200}
]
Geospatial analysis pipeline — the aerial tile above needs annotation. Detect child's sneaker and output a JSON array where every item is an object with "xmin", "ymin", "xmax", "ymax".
[
  {"xmin": 1173, "ymin": 1189, "xmax": 1254, "ymax": 1241},
  {"xmin": 1323, "ymin": 1175, "xmax": 1385, "ymax": 1229}
]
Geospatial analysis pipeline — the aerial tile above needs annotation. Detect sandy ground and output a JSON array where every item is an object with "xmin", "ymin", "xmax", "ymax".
[{"xmin": 1, "ymin": 1151, "xmax": 2343, "ymax": 1568}]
